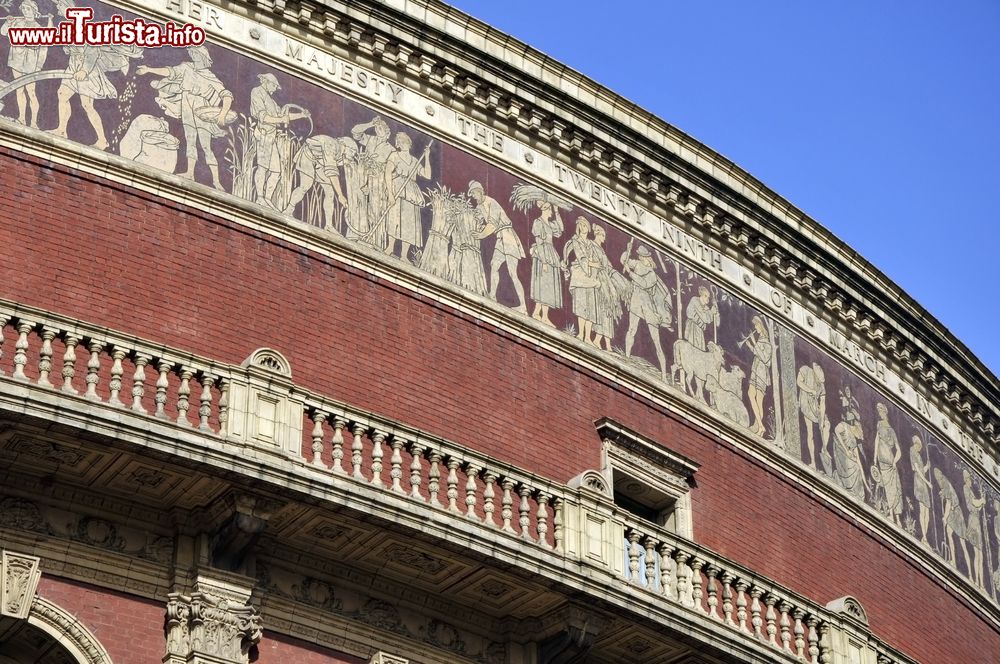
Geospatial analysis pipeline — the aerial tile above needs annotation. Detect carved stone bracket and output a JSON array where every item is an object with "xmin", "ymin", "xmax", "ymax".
[
  {"xmin": 1, "ymin": 549, "xmax": 41, "ymax": 619},
  {"xmin": 165, "ymin": 572, "xmax": 262, "ymax": 664}
]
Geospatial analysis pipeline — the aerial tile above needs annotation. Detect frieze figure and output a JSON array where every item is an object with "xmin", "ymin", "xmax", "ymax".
[
  {"xmin": 250, "ymin": 73, "xmax": 310, "ymax": 208},
  {"xmin": 510, "ymin": 184, "xmax": 570, "ymax": 328},
  {"xmin": 445, "ymin": 181, "xmax": 488, "ymax": 295},
  {"xmin": 0, "ymin": 0, "xmax": 47, "ymax": 127},
  {"xmin": 474, "ymin": 180, "xmax": 527, "ymax": 313},
  {"xmin": 934, "ymin": 468, "xmax": 967, "ymax": 567},
  {"xmin": 621, "ymin": 242, "xmax": 672, "ymax": 380},
  {"xmin": 383, "ymin": 131, "xmax": 432, "ymax": 264},
  {"xmin": 910, "ymin": 434, "xmax": 933, "ymax": 547},
  {"xmin": 683, "ymin": 286, "xmax": 719, "ymax": 351},
  {"xmin": 137, "ymin": 46, "xmax": 234, "ymax": 190},
  {"xmin": 963, "ymin": 470, "xmax": 986, "ymax": 587},
  {"xmin": 562, "ymin": 216, "xmax": 602, "ymax": 345},
  {"xmin": 51, "ymin": 9, "xmax": 142, "ymax": 150},
  {"xmin": 832, "ymin": 387, "xmax": 869, "ymax": 500},
  {"xmin": 284, "ymin": 134, "xmax": 356, "ymax": 233},
  {"xmin": 797, "ymin": 362, "xmax": 831, "ymax": 473},
  {"xmin": 871, "ymin": 403, "xmax": 903, "ymax": 527},
  {"xmin": 589, "ymin": 224, "xmax": 627, "ymax": 352},
  {"xmin": 741, "ymin": 315, "xmax": 772, "ymax": 437}
]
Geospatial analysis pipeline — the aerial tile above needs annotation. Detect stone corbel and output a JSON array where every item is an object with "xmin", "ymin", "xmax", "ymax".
[
  {"xmin": 165, "ymin": 572, "xmax": 262, "ymax": 664},
  {"xmin": 367, "ymin": 652, "xmax": 409, "ymax": 664},
  {"xmin": 1, "ymin": 549, "xmax": 41, "ymax": 619},
  {"xmin": 536, "ymin": 605, "xmax": 609, "ymax": 664}
]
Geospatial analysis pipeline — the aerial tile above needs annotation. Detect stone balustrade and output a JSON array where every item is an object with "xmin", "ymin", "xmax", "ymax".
[
  {"xmin": 301, "ymin": 403, "xmax": 562, "ymax": 550},
  {"xmin": 0, "ymin": 302, "xmax": 919, "ymax": 664},
  {"xmin": 0, "ymin": 306, "xmax": 232, "ymax": 433},
  {"xmin": 621, "ymin": 518, "xmax": 828, "ymax": 662}
]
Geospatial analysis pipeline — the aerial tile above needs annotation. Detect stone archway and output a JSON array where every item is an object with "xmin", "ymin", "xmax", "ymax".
[{"xmin": 1, "ymin": 551, "xmax": 113, "ymax": 664}]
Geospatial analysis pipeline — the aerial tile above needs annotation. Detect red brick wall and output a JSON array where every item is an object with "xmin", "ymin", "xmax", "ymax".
[
  {"xmin": 36, "ymin": 576, "xmax": 164, "ymax": 664},
  {"xmin": 3, "ymin": 149, "xmax": 996, "ymax": 662},
  {"xmin": 255, "ymin": 633, "xmax": 365, "ymax": 664}
]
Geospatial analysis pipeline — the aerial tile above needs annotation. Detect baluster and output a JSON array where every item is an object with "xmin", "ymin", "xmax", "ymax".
[
  {"xmin": 722, "ymin": 571, "xmax": 736, "ymax": 626},
  {"xmin": 427, "ymin": 450, "xmax": 443, "ymax": 507},
  {"xmin": 351, "ymin": 423, "xmax": 366, "ymax": 480},
  {"xmin": 370, "ymin": 430, "xmax": 386, "ymax": 487},
  {"xmin": 132, "ymin": 353, "xmax": 150, "ymax": 413},
  {"xmin": 793, "ymin": 608, "xmax": 806, "ymax": 659},
  {"xmin": 626, "ymin": 529, "xmax": 642, "ymax": 585},
  {"xmin": 176, "ymin": 367, "xmax": 193, "ymax": 425},
  {"xmin": 482, "ymin": 470, "xmax": 497, "ymax": 526},
  {"xmin": 12, "ymin": 321, "xmax": 32, "ymax": 382},
  {"xmin": 37, "ymin": 327, "xmax": 56, "ymax": 388},
  {"xmin": 109, "ymin": 348, "xmax": 126, "ymax": 406},
  {"xmin": 779, "ymin": 601, "xmax": 792, "ymax": 652},
  {"xmin": 675, "ymin": 552, "xmax": 692, "ymax": 608},
  {"xmin": 330, "ymin": 417, "xmax": 347, "ymax": 474},
  {"xmin": 517, "ymin": 484, "xmax": 532, "ymax": 541},
  {"xmin": 643, "ymin": 537, "xmax": 658, "ymax": 590},
  {"xmin": 806, "ymin": 614, "xmax": 820, "ymax": 663},
  {"xmin": 552, "ymin": 497, "xmax": 563, "ymax": 553},
  {"xmin": 389, "ymin": 436, "xmax": 406, "ymax": 493},
  {"xmin": 736, "ymin": 579, "xmax": 750, "ymax": 633},
  {"xmin": 750, "ymin": 586, "xmax": 764, "ymax": 640},
  {"xmin": 217, "ymin": 377, "xmax": 229, "ymax": 434},
  {"xmin": 818, "ymin": 622, "xmax": 832, "ymax": 664},
  {"xmin": 535, "ymin": 492, "xmax": 550, "ymax": 545},
  {"xmin": 198, "ymin": 374, "xmax": 214, "ymax": 431},
  {"xmin": 765, "ymin": 593, "xmax": 778, "ymax": 647},
  {"xmin": 446, "ymin": 457, "xmax": 461, "ymax": 514},
  {"xmin": 154, "ymin": 359, "xmax": 171, "ymax": 418},
  {"xmin": 464, "ymin": 463, "xmax": 480, "ymax": 518},
  {"xmin": 407, "ymin": 442, "xmax": 424, "ymax": 499},
  {"xmin": 310, "ymin": 411, "xmax": 327, "ymax": 467},
  {"xmin": 658, "ymin": 543, "xmax": 676, "ymax": 600},
  {"xmin": 61, "ymin": 333, "xmax": 80, "ymax": 394},
  {"xmin": 500, "ymin": 478, "xmax": 515, "ymax": 532},
  {"xmin": 0, "ymin": 314, "xmax": 8, "ymax": 374},
  {"xmin": 705, "ymin": 565, "xmax": 721, "ymax": 620},
  {"xmin": 690, "ymin": 557, "xmax": 705, "ymax": 613},
  {"xmin": 84, "ymin": 339, "xmax": 102, "ymax": 399}
]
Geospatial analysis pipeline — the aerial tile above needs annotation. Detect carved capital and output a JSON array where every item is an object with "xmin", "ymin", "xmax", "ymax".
[
  {"xmin": 1, "ymin": 550, "xmax": 41, "ymax": 619},
  {"xmin": 165, "ymin": 574, "xmax": 261, "ymax": 664}
]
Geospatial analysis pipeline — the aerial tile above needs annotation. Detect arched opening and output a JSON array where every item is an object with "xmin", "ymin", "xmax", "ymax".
[{"xmin": 0, "ymin": 615, "xmax": 80, "ymax": 664}]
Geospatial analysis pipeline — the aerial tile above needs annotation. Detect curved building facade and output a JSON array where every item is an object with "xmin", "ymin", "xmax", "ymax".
[{"xmin": 0, "ymin": 1, "xmax": 997, "ymax": 662}]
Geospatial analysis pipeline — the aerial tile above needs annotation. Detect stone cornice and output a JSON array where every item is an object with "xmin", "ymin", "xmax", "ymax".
[{"xmin": 203, "ymin": 0, "xmax": 999, "ymax": 451}]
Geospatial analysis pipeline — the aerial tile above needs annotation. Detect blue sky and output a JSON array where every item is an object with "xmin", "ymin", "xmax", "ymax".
[{"xmin": 447, "ymin": 0, "xmax": 1000, "ymax": 379}]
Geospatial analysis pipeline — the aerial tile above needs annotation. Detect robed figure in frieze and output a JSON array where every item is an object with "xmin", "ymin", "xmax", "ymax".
[
  {"xmin": 589, "ymin": 224, "xmax": 628, "ymax": 352},
  {"xmin": 621, "ymin": 241, "xmax": 672, "ymax": 381},
  {"xmin": 383, "ymin": 131, "xmax": 432, "ymax": 264},
  {"xmin": 963, "ymin": 469, "xmax": 987, "ymax": 588},
  {"xmin": 832, "ymin": 386, "xmax": 869, "ymax": 500},
  {"xmin": 510, "ymin": 184, "xmax": 571, "ymax": 328}
]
